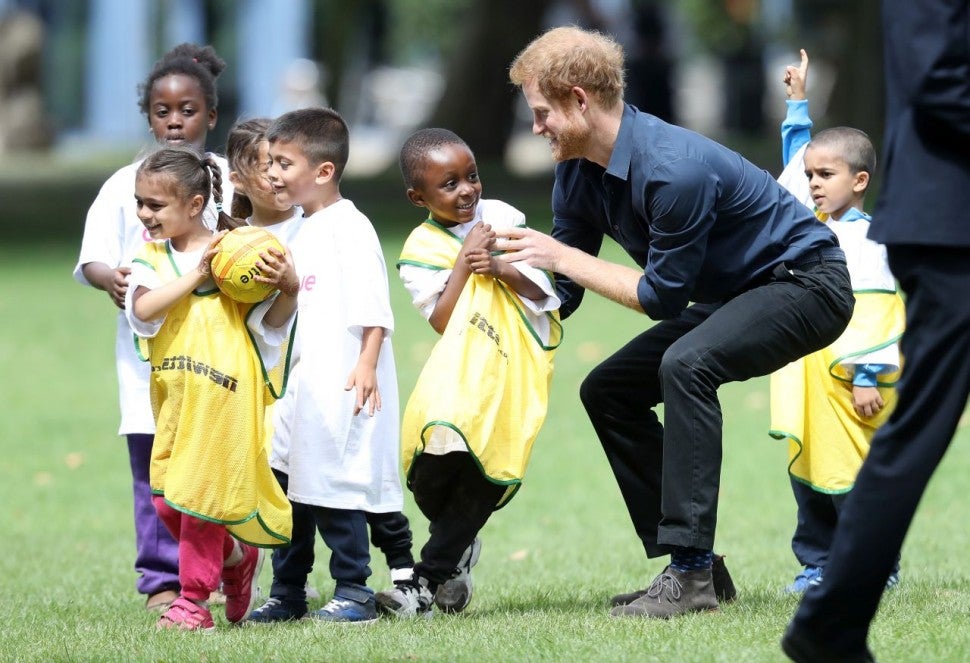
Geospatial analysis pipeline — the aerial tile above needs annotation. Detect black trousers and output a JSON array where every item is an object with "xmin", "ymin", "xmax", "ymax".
[
  {"xmin": 268, "ymin": 469, "xmax": 413, "ymax": 602},
  {"xmin": 581, "ymin": 259, "xmax": 854, "ymax": 556},
  {"xmin": 791, "ymin": 245, "xmax": 970, "ymax": 654},
  {"xmin": 410, "ymin": 452, "xmax": 506, "ymax": 588}
]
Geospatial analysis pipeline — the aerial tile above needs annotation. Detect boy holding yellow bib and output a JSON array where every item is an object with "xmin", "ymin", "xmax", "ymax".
[{"xmin": 378, "ymin": 128, "xmax": 562, "ymax": 618}]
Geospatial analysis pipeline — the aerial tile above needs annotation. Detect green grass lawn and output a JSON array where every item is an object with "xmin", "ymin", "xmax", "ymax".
[{"xmin": 1, "ymin": 226, "xmax": 969, "ymax": 661}]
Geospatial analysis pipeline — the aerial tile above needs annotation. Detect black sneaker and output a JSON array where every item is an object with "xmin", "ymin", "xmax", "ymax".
[
  {"xmin": 610, "ymin": 566, "xmax": 719, "ymax": 619},
  {"xmin": 245, "ymin": 597, "xmax": 308, "ymax": 623},
  {"xmin": 610, "ymin": 554, "xmax": 737, "ymax": 606}
]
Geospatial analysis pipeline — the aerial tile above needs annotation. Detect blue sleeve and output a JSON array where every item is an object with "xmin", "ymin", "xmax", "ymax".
[
  {"xmin": 550, "ymin": 174, "xmax": 604, "ymax": 321},
  {"xmin": 782, "ymin": 100, "xmax": 813, "ymax": 166},
  {"xmin": 851, "ymin": 364, "xmax": 888, "ymax": 387},
  {"xmin": 635, "ymin": 161, "xmax": 718, "ymax": 319}
]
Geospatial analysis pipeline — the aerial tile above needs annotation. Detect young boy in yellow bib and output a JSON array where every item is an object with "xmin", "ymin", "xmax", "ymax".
[
  {"xmin": 376, "ymin": 128, "xmax": 562, "ymax": 618},
  {"xmin": 770, "ymin": 49, "xmax": 905, "ymax": 594}
]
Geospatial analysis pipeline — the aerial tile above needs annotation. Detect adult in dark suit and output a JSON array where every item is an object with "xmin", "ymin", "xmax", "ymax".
[{"xmin": 782, "ymin": 1, "xmax": 970, "ymax": 661}]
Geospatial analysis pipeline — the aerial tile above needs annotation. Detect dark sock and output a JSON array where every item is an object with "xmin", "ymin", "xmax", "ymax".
[{"xmin": 670, "ymin": 547, "xmax": 713, "ymax": 572}]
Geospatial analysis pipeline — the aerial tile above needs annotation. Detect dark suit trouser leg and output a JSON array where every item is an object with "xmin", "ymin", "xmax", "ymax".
[
  {"xmin": 791, "ymin": 246, "xmax": 970, "ymax": 654},
  {"xmin": 583, "ymin": 262, "xmax": 854, "ymax": 556}
]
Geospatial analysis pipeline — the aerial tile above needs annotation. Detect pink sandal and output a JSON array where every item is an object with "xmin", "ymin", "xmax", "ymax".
[{"xmin": 156, "ymin": 597, "xmax": 215, "ymax": 632}]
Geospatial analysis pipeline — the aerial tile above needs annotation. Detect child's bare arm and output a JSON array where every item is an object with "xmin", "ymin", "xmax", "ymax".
[
  {"xmin": 784, "ymin": 49, "xmax": 809, "ymax": 101},
  {"xmin": 132, "ymin": 233, "xmax": 223, "ymax": 322},
  {"xmin": 345, "ymin": 326, "xmax": 384, "ymax": 416},
  {"xmin": 82, "ymin": 262, "xmax": 130, "ymax": 309},
  {"xmin": 465, "ymin": 247, "xmax": 547, "ymax": 301}
]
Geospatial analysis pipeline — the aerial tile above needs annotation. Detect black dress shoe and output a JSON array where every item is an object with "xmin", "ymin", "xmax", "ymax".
[{"xmin": 781, "ymin": 624, "xmax": 876, "ymax": 663}]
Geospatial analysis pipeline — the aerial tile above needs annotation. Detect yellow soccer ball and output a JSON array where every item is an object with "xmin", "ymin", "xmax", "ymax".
[{"xmin": 210, "ymin": 226, "xmax": 285, "ymax": 303}]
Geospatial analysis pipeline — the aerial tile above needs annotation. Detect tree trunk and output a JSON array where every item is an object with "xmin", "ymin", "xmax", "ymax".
[
  {"xmin": 428, "ymin": 0, "xmax": 552, "ymax": 160},
  {"xmin": 823, "ymin": 0, "xmax": 884, "ymax": 152}
]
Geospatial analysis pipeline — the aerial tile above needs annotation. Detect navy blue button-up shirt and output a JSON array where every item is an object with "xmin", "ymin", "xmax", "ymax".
[{"xmin": 551, "ymin": 105, "xmax": 840, "ymax": 320}]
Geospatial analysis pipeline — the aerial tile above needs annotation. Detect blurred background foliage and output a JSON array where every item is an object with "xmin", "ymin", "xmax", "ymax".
[{"xmin": 1, "ymin": 0, "xmax": 883, "ymax": 242}]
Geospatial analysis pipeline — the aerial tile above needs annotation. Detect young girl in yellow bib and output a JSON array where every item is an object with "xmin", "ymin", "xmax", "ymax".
[
  {"xmin": 377, "ymin": 128, "xmax": 562, "ymax": 618},
  {"xmin": 125, "ymin": 147, "xmax": 298, "ymax": 631}
]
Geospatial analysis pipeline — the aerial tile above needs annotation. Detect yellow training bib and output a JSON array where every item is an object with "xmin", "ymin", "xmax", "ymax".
[{"xmin": 399, "ymin": 221, "xmax": 562, "ymax": 507}]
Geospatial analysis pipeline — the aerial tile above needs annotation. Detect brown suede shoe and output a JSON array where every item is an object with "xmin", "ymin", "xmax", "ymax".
[
  {"xmin": 610, "ymin": 554, "xmax": 737, "ymax": 606},
  {"xmin": 610, "ymin": 566, "xmax": 719, "ymax": 619}
]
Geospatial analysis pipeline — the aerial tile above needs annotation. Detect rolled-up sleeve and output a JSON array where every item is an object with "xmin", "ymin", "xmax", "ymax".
[{"xmin": 635, "ymin": 161, "xmax": 718, "ymax": 319}]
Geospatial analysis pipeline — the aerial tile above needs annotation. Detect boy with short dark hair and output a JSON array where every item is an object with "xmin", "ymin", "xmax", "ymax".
[
  {"xmin": 377, "ymin": 128, "xmax": 562, "ymax": 618},
  {"xmin": 253, "ymin": 107, "xmax": 405, "ymax": 624},
  {"xmin": 771, "ymin": 49, "xmax": 905, "ymax": 594}
]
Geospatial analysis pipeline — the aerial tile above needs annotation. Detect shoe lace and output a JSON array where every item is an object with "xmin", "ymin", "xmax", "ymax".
[
  {"xmin": 321, "ymin": 598, "xmax": 353, "ymax": 615},
  {"xmin": 252, "ymin": 598, "xmax": 281, "ymax": 615},
  {"xmin": 646, "ymin": 572, "xmax": 683, "ymax": 601}
]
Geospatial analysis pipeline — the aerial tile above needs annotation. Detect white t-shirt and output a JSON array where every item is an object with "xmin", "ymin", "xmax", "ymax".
[
  {"xmin": 74, "ymin": 155, "xmax": 233, "ymax": 435},
  {"xmin": 398, "ymin": 198, "xmax": 560, "ymax": 455},
  {"xmin": 275, "ymin": 199, "xmax": 403, "ymax": 512}
]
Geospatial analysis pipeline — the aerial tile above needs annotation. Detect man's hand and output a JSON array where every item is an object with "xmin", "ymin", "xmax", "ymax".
[{"xmin": 494, "ymin": 226, "xmax": 566, "ymax": 272}]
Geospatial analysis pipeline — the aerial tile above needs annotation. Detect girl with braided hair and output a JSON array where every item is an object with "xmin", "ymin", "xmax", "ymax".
[{"xmin": 125, "ymin": 146, "xmax": 298, "ymax": 631}]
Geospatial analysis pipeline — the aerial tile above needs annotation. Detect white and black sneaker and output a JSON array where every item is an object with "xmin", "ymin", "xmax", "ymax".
[
  {"xmin": 375, "ymin": 579, "xmax": 434, "ymax": 619},
  {"xmin": 434, "ymin": 537, "xmax": 482, "ymax": 613}
]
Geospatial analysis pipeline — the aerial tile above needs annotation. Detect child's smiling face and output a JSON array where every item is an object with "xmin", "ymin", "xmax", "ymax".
[
  {"xmin": 134, "ymin": 172, "xmax": 204, "ymax": 241},
  {"xmin": 234, "ymin": 140, "xmax": 293, "ymax": 214},
  {"xmin": 407, "ymin": 143, "xmax": 482, "ymax": 226},
  {"xmin": 266, "ymin": 139, "xmax": 325, "ymax": 211}
]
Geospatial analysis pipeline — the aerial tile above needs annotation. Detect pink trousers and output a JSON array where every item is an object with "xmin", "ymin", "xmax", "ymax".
[{"xmin": 152, "ymin": 496, "xmax": 235, "ymax": 602}]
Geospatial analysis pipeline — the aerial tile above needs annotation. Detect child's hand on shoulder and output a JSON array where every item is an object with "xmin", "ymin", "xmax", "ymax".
[{"xmin": 784, "ymin": 48, "xmax": 809, "ymax": 101}]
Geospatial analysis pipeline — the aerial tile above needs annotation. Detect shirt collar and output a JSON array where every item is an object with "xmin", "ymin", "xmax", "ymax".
[
  {"xmin": 603, "ymin": 104, "xmax": 638, "ymax": 181},
  {"xmin": 836, "ymin": 207, "xmax": 871, "ymax": 222}
]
